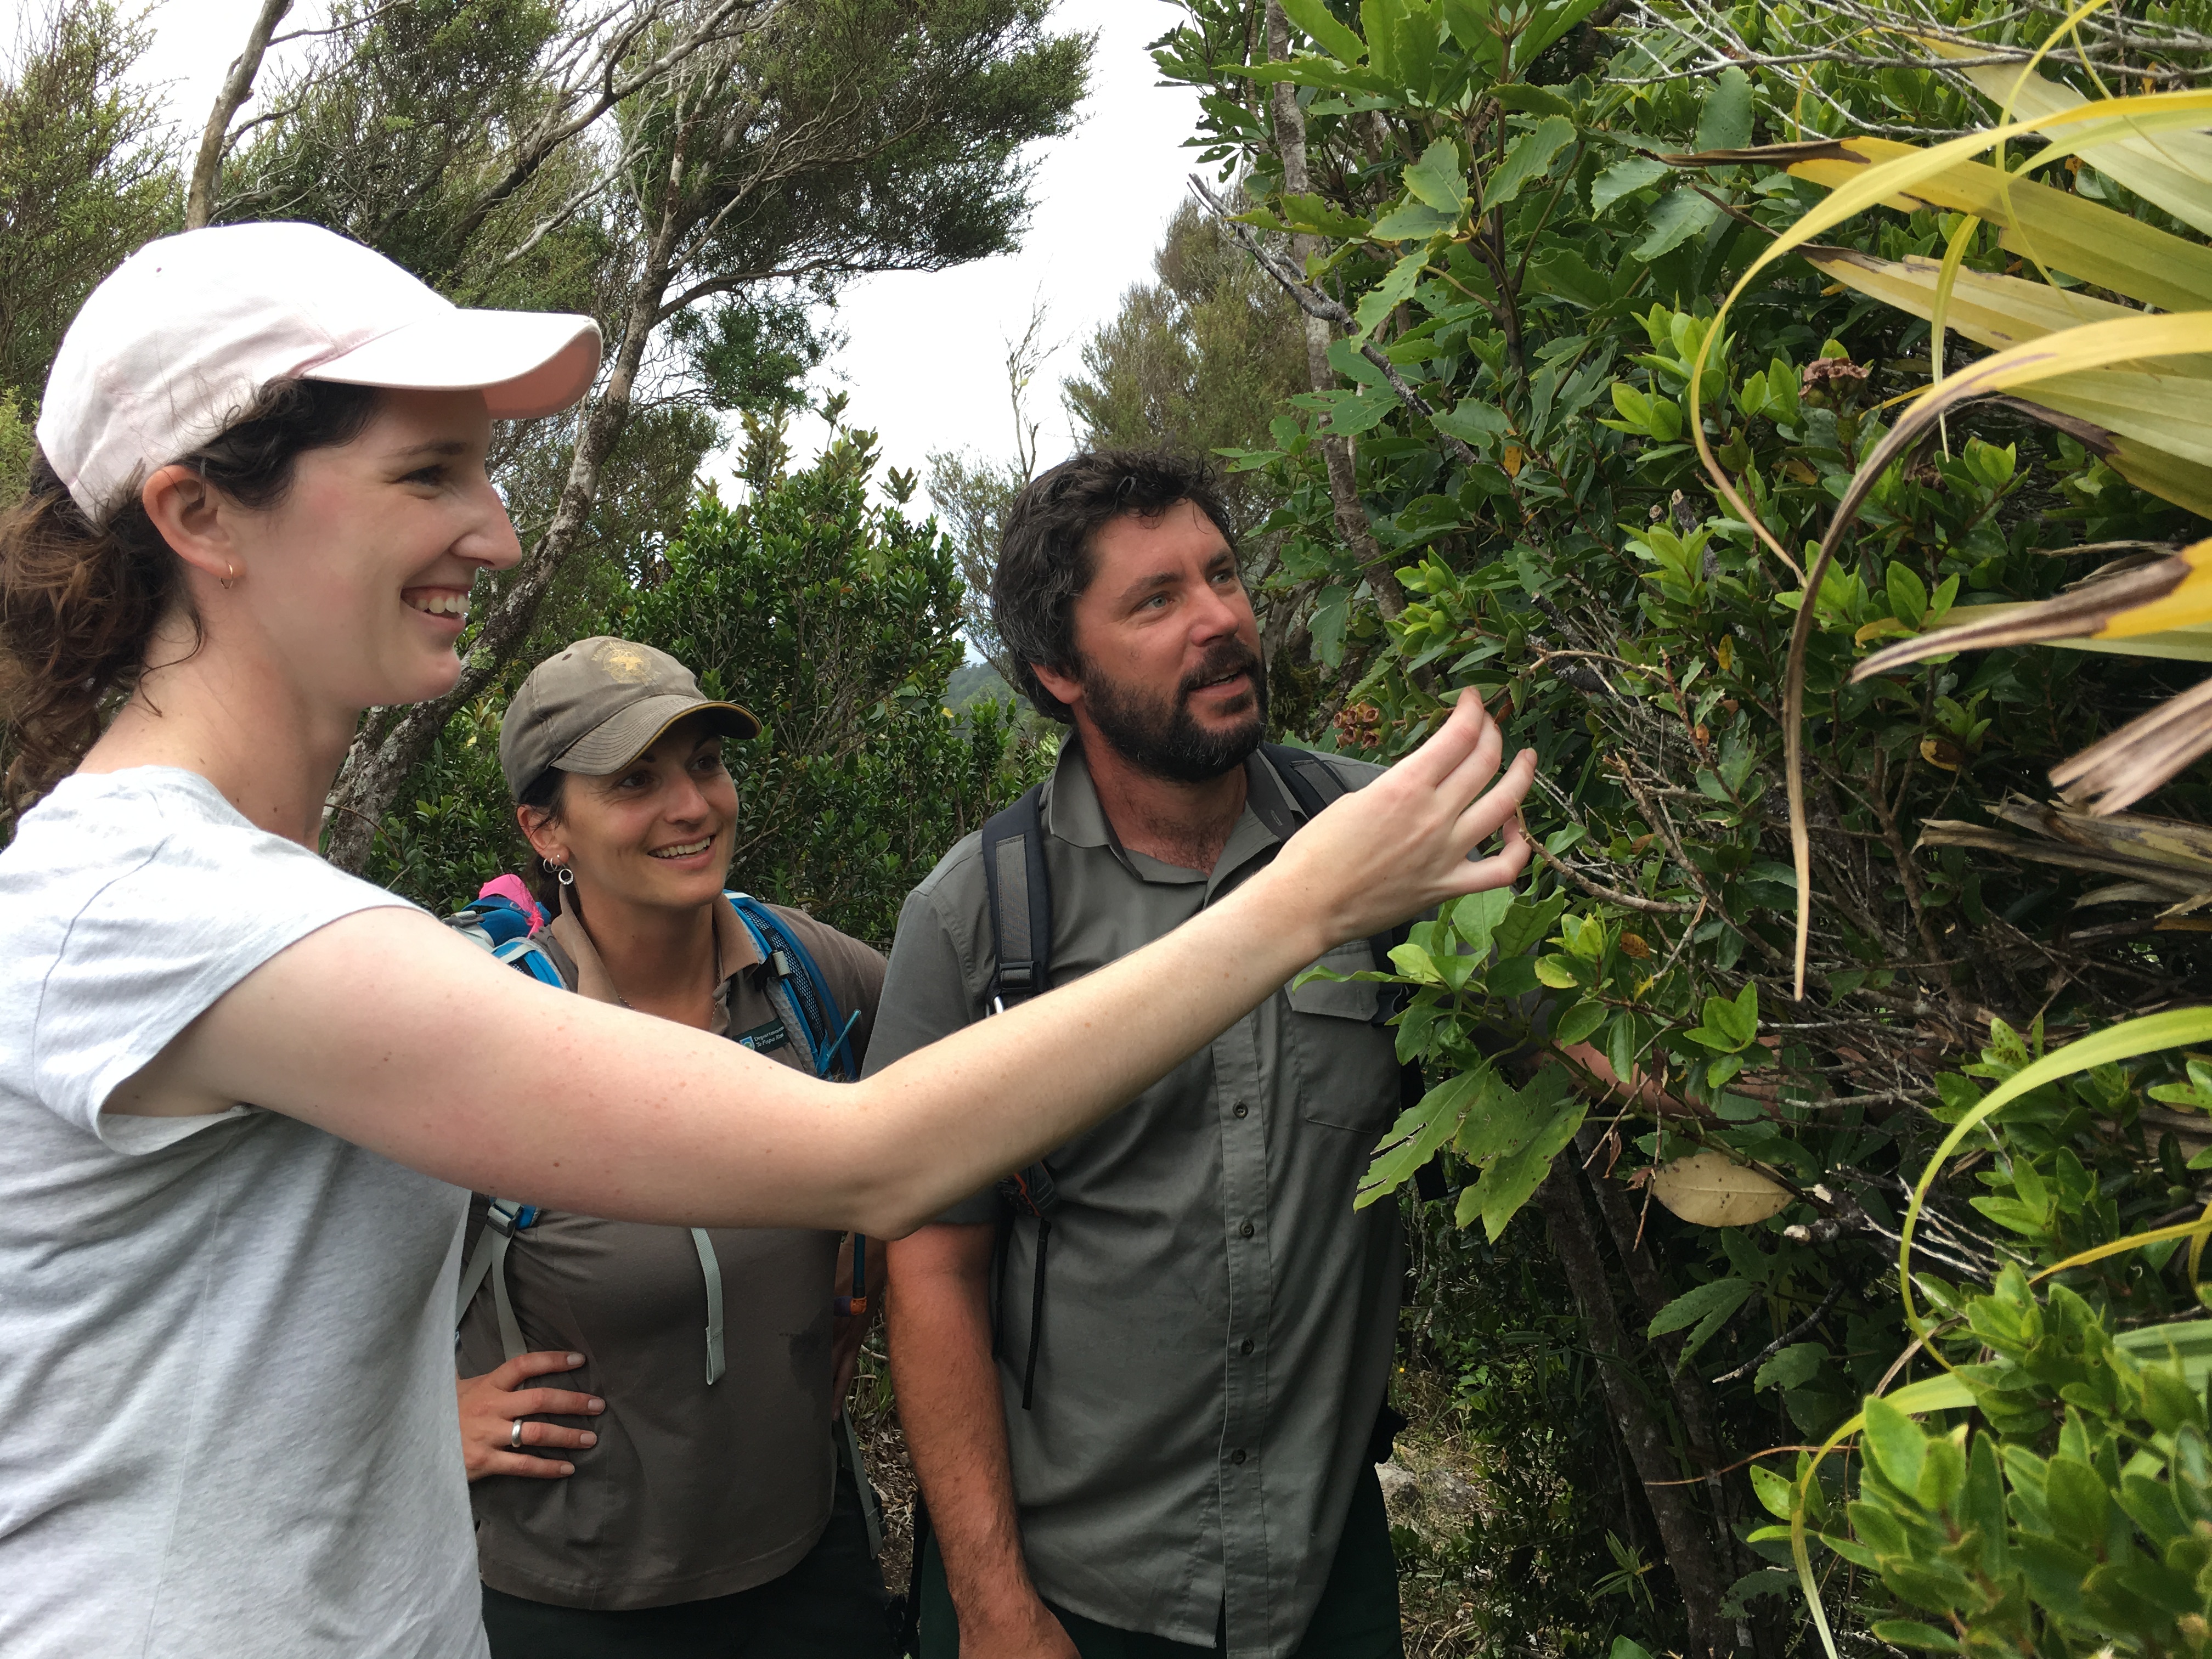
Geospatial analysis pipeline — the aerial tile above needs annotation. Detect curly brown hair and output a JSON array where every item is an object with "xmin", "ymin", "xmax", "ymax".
[
  {"xmin": 0, "ymin": 378, "xmax": 379, "ymax": 809},
  {"xmin": 991, "ymin": 450, "xmax": 1236, "ymax": 723}
]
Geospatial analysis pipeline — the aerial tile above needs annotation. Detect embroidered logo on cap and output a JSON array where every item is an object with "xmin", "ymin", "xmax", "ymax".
[{"xmin": 595, "ymin": 641, "xmax": 653, "ymax": 683}]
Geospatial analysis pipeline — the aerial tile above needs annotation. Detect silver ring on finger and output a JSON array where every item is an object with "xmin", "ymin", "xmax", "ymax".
[{"xmin": 509, "ymin": 1418, "xmax": 527, "ymax": 1451}]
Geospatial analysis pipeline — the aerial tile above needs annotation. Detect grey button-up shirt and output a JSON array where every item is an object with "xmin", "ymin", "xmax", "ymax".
[{"xmin": 866, "ymin": 742, "xmax": 1404, "ymax": 1658}]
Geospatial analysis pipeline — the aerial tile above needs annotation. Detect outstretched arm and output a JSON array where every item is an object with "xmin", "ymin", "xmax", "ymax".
[{"xmin": 113, "ymin": 691, "xmax": 1536, "ymax": 1238}]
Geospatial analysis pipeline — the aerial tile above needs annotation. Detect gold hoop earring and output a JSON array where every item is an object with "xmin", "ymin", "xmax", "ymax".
[{"xmin": 219, "ymin": 562, "xmax": 238, "ymax": 591}]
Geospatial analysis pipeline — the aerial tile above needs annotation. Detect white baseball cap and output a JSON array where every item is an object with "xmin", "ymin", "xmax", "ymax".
[{"xmin": 37, "ymin": 221, "xmax": 603, "ymax": 521}]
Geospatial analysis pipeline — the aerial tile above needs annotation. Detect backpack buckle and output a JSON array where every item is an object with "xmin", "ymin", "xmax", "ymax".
[{"xmin": 486, "ymin": 1200, "xmax": 538, "ymax": 1239}]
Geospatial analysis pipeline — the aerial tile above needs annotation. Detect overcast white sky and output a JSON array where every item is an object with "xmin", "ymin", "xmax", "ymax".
[{"xmin": 85, "ymin": 0, "xmax": 1204, "ymax": 506}]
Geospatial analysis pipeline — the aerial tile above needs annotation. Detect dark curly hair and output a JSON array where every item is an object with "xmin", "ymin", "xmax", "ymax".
[
  {"xmin": 0, "ymin": 378, "xmax": 379, "ymax": 808},
  {"xmin": 990, "ymin": 450, "xmax": 1236, "ymax": 723}
]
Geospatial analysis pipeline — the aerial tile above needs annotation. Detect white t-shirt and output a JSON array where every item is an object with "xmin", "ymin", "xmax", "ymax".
[{"xmin": 0, "ymin": 769, "xmax": 484, "ymax": 1658}]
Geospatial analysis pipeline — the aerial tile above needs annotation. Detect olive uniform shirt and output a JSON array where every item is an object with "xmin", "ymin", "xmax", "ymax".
[
  {"xmin": 864, "ymin": 743, "xmax": 1404, "ymax": 1659},
  {"xmin": 456, "ymin": 897, "xmax": 885, "ymax": 1611}
]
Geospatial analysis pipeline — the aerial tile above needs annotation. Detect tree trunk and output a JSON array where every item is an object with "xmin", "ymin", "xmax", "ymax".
[
  {"xmin": 1262, "ymin": 1, "xmax": 1402, "ymax": 624},
  {"xmin": 186, "ymin": 0, "xmax": 292, "ymax": 230},
  {"xmin": 1534, "ymin": 1160, "xmax": 1734, "ymax": 1659},
  {"xmin": 1575, "ymin": 1127, "xmax": 1768, "ymax": 1658},
  {"xmin": 323, "ymin": 185, "xmax": 687, "ymax": 872}
]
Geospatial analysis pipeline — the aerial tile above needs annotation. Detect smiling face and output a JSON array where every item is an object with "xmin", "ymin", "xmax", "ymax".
[
  {"xmin": 215, "ymin": 387, "xmax": 520, "ymax": 710},
  {"xmin": 1031, "ymin": 499, "xmax": 1267, "ymax": 783},
  {"xmin": 520, "ymin": 712, "xmax": 739, "ymax": 917}
]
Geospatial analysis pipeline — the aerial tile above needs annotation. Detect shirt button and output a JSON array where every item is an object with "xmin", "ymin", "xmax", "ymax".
[
  {"xmin": 1239, "ymin": 1220, "xmax": 1255, "ymax": 1239},
  {"xmin": 1239, "ymin": 1337, "xmax": 1254, "ymax": 1355},
  {"xmin": 1232, "ymin": 1102, "xmax": 1249, "ymax": 1119},
  {"xmin": 1231, "ymin": 1448, "xmax": 1248, "ymax": 1465}
]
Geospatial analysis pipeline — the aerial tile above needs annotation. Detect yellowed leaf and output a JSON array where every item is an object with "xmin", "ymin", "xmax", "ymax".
[
  {"xmin": 1502, "ymin": 444, "xmax": 1525, "ymax": 477},
  {"xmin": 1646, "ymin": 1152, "xmax": 1794, "ymax": 1228},
  {"xmin": 1921, "ymin": 736, "xmax": 1966, "ymax": 771}
]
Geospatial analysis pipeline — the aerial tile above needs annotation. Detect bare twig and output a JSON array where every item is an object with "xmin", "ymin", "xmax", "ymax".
[{"xmin": 187, "ymin": 0, "xmax": 293, "ymax": 229}]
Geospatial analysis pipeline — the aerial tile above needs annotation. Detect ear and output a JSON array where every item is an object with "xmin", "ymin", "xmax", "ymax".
[
  {"xmin": 1030, "ymin": 658, "xmax": 1083, "ymax": 712},
  {"xmin": 515, "ymin": 803, "xmax": 569, "ymax": 868},
  {"xmin": 140, "ymin": 464, "xmax": 242, "ymax": 588}
]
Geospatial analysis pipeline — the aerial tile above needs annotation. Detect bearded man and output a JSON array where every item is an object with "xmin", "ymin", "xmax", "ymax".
[{"xmin": 871, "ymin": 452, "xmax": 1437, "ymax": 1659}]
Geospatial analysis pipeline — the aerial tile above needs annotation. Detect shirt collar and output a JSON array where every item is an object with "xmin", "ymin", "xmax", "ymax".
[
  {"xmin": 545, "ymin": 895, "xmax": 763, "ymax": 1010},
  {"xmin": 1041, "ymin": 740, "xmax": 1308, "ymax": 888}
]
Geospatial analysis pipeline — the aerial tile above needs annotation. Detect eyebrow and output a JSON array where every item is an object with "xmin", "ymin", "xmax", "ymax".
[
  {"xmin": 386, "ymin": 439, "xmax": 470, "ymax": 462},
  {"xmin": 1112, "ymin": 547, "xmax": 1238, "ymax": 608}
]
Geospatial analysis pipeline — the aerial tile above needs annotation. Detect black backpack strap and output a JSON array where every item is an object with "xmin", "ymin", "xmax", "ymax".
[
  {"xmin": 980, "ymin": 786, "xmax": 1053, "ymax": 1012},
  {"xmin": 979, "ymin": 785, "xmax": 1059, "ymax": 1407},
  {"xmin": 1262, "ymin": 743, "xmax": 1406, "ymax": 1006},
  {"xmin": 1263, "ymin": 745, "xmax": 1444, "ymax": 1204}
]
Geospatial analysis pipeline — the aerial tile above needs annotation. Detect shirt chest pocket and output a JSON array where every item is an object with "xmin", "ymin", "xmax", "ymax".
[{"xmin": 1284, "ymin": 940, "xmax": 1405, "ymax": 1134}]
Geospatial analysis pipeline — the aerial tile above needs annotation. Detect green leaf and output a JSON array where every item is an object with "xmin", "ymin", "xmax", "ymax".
[
  {"xmin": 1433, "ymin": 398, "xmax": 1508, "ymax": 446},
  {"xmin": 1514, "ymin": 0, "xmax": 1602, "ymax": 69},
  {"xmin": 1358, "ymin": 1065, "xmax": 1488, "ymax": 1206},
  {"xmin": 1534, "ymin": 954, "xmax": 1582, "ymax": 989},
  {"xmin": 1353, "ymin": 252, "xmax": 1429, "ymax": 341},
  {"xmin": 1886, "ymin": 561, "xmax": 1929, "ymax": 628},
  {"xmin": 1750, "ymin": 1462, "xmax": 1797, "ymax": 1519},
  {"xmin": 2042, "ymin": 1455, "xmax": 2111, "ymax": 1549},
  {"xmin": 1485, "ymin": 115, "xmax": 1577, "ymax": 211},
  {"xmin": 1469, "ymin": 1085, "xmax": 1586, "ymax": 1238},
  {"xmin": 1439, "ymin": 0, "xmax": 1503, "ymax": 70},
  {"xmin": 1389, "ymin": 941, "xmax": 1444, "ymax": 983},
  {"xmin": 1449, "ymin": 888, "xmax": 1514, "ymax": 958},
  {"xmin": 1403, "ymin": 137, "xmax": 1469, "ymax": 212},
  {"xmin": 1860, "ymin": 1396, "xmax": 1928, "ymax": 1496},
  {"xmin": 1869, "ymin": 1623, "xmax": 1957, "ymax": 1654},
  {"xmin": 1555, "ymin": 998, "xmax": 1607, "ymax": 1046},
  {"xmin": 1754, "ymin": 1342, "xmax": 1829, "ymax": 1393},
  {"xmin": 1696, "ymin": 66, "xmax": 1754, "ymax": 152},
  {"xmin": 1280, "ymin": 0, "xmax": 1368, "ymax": 63},
  {"xmin": 1592, "ymin": 155, "xmax": 1667, "ymax": 215},
  {"xmin": 1528, "ymin": 246, "xmax": 1612, "ymax": 309},
  {"xmin": 1494, "ymin": 82, "xmax": 1573, "ymax": 119},
  {"xmin": 1369, "ymin": 200, "xmax": 1459, "ymax": 242},
  {"xmin": 1279, "ymin": 192, "xmax": 1373, "ymax": 240},
  {"xmin": 1649, "ymin": 1276, "xmax": 1754, "ymax": 1338},
  {"xmin": 1632, "ymin": 189, "xmax": 1719, "ymax": 261}
]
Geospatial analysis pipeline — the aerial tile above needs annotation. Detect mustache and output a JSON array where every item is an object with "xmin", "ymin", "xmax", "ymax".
[{"xmin": 1176, "ymin": 641, "xmax": 1262, "ymax": 702}]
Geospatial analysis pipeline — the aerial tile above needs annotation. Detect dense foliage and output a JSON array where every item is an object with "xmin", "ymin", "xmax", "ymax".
[{"xmin": 1156, "ymin": 0, "xmax": 2212, "ymax": 1652}]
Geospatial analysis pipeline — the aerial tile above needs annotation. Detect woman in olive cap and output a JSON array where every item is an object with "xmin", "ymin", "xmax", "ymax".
[{"xmin": 454, "ymin": 636, "xmax": 895, "ymax": 1657}]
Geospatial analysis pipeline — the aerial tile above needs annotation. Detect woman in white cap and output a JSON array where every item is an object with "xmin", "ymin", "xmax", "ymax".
[
  {"xmin": 454, "ymin": 635, "xmax": 898, "ymax": 1657},
  {"xmin": 0, "ymin": 221, "xmax": 1537, "ymax": 1659}
]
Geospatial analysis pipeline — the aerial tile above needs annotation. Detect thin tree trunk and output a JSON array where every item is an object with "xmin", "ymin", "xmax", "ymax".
[
  {"xmin": 1262, "ymin": 1, "xmax": 1402, "ymax": 624},
  {"xmin": 1575, "ymin": 1127, "xmax": 1766, "ymax": 1658},
  {"xmin": 323, "ymin": 174, "xmax": 691, "ymax": 872},
  {"xmin": 1534, "ymin": 1160, "xmax": 1733, "ymax": 1659},
  {"xmin": 186, "ymin": 0, "xmax": 292, "ymax": 230}
]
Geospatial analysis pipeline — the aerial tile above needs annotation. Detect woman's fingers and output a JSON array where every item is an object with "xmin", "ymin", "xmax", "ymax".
[
  {"xmin": 1432, "ymin": 702, "xmax": 1509, "ymax": 825},
  {"xmin": 1387, "ymin": 686, "xmax": 1489, "ymax": 789},
  {"xmin": 488, "ymin": 1348, "xmax": 589, "ymax": 1390},
  {"xmin": 1451, "ymin": 807, "xmax": 1535, "ymax": 897},
  {"xmin": 1452, "ymin": 747, "xmax": 1538, "ymax": 853},
  {"xmin": 508, "ymin": 1415, "xmax": 597, "ymax": 1451},
  {"xmin": 505, "ymin": 1385, "xmax": 603, "ymax": 1420},
  {"xmin": 477, "ymin": 1449, "xmax": 579, "ymax": 1480}
]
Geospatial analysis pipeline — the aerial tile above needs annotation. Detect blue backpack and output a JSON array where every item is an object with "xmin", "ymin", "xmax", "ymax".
[{"xmin": 450, "ymin": 889, "xmax": 866, "ymax": 1386}]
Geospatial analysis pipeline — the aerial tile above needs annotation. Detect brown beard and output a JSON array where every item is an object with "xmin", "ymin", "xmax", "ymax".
[{"xmin": 1077, "ymin": 638, "xmax": 1268, "ymax": 783}]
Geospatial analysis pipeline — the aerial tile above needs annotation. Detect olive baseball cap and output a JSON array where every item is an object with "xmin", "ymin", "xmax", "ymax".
[{"xmin": 498, "ymin": 636, "xmax": 760, "ymax": 800}]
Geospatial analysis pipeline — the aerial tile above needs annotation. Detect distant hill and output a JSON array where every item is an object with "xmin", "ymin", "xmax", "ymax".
[{"xmin": 945, "ymin": 659, "xmax": 1018, "ymax": 711}]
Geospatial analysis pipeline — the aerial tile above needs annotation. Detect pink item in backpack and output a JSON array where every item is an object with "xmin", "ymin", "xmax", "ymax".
[{"xmin": 477, "ymin": 873, "xmax": 547, "ymax": 931}]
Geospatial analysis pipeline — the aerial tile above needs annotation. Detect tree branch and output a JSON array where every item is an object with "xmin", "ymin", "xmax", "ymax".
[{"xmin": 187, "ymin": 0, "xmax": 292, "ymax": 229}]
